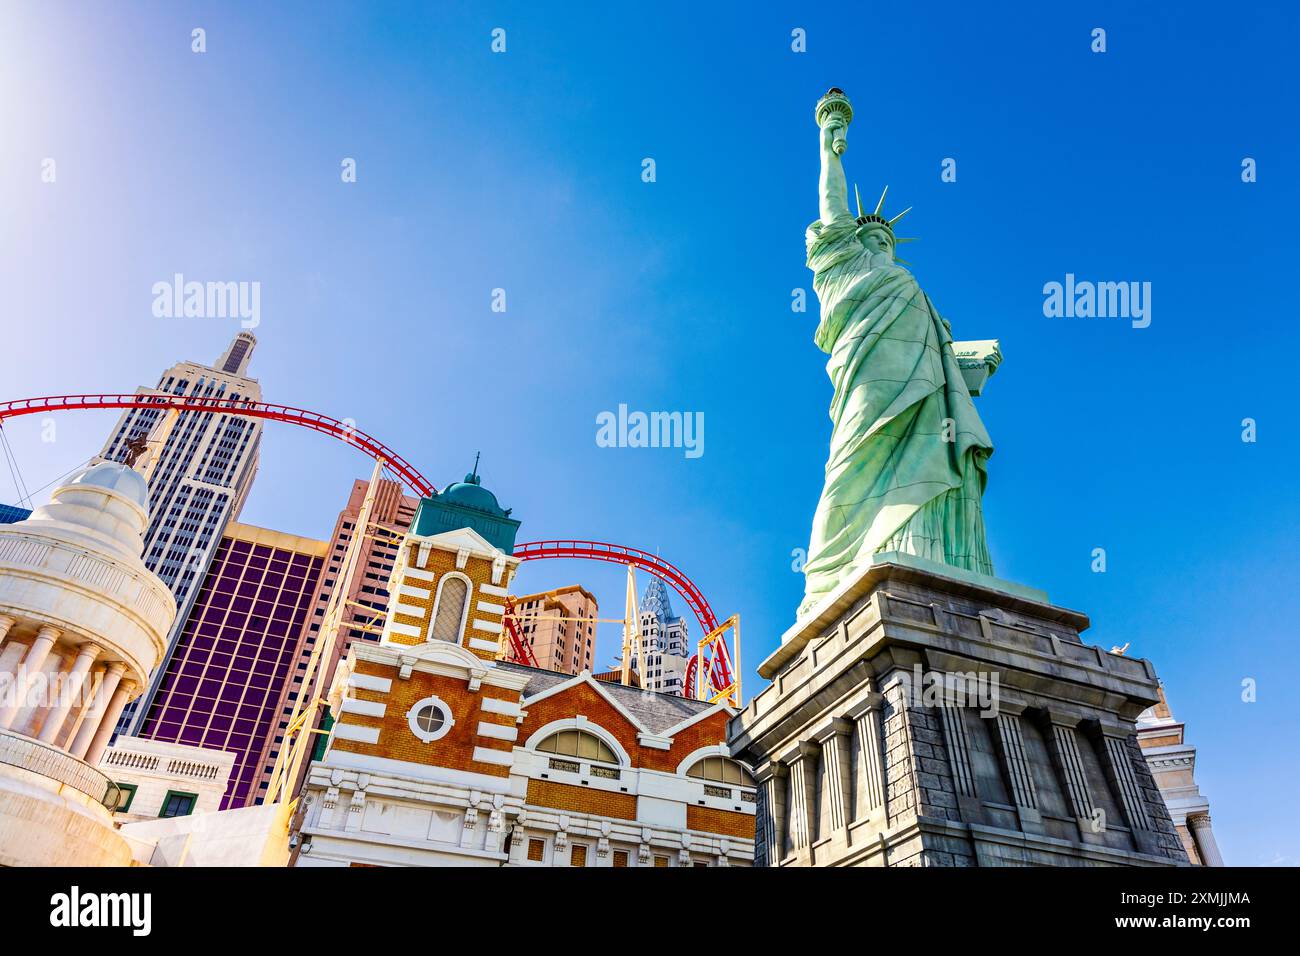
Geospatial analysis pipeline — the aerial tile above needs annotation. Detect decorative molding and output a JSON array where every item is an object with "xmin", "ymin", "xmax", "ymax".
[
  {"xmin": 480, "ymin": 697, "xmax": 521, "ymax": 718},
  {"xmin": 339, "ymin": 697, "xmax": 386, "ymax": 719},
  {"xmin": 476, "ymin": 721, "xmax": 518, "ymax": 742},
  {"xmin": 334, "ymin": 723, "xmax": 380, "ymax": 745},
  {"xmin": 472, "ymin": 746, "xmax": 514, "ymax": 767},
  {"xmin": 347, "ymin": 672, "xmax": 392, "ymax": 694}
]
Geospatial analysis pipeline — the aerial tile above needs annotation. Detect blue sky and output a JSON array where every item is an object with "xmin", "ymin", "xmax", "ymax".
[{"xmin": 2, "ymin": 1, "xmax": 1297, "ymax": 864}]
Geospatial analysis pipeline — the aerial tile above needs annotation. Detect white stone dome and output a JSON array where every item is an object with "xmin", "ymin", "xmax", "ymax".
[
  {"xmin": 0, "ymin": 461, "xmax": 175, "ymax": 687},
  {"xmin": 67, "ymin": 460, "xmax": 149, "ymax": 507},
  {"xmin": 24, "ymin": 461, "xmax": 150, "ymax": 562}
]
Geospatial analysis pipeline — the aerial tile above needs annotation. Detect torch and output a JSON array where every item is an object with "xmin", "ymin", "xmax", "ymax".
[{"xmin": 816, "ymin": 88, "xmax": 853, "ymax": 156}]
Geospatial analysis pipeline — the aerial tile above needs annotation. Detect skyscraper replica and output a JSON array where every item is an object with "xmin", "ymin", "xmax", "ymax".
[
  {"xmin": 250, "ymin": 476, "xmax": 418, "ymax": 806},
  {"xmin": 509, "ymin": 585, "xmax": 598, "ymax": 674},
  {"xmin": 293, "ymin": 471, "xmax": 754, "ymax": 867},
  {"xmin": 633, "ymin": 577, "xmax": 690, "ymax": 695},
  {"xmin": 135, "ymin": 521, "xmax": 328, "ymax": 808},
  {"xmin": 726, "ymin": 91, "xmax": 1188, "ymax": 867},
  {"xmin": 102, "ymin": 332, "xmax": 264, "ymax": 733}
]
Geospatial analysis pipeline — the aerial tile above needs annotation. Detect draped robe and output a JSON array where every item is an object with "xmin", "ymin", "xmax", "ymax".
[{"xmin": 801, "ymin": 214, "xmax": 994, "ymax": 613}]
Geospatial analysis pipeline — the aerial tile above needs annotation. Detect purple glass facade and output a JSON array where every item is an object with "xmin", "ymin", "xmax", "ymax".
[{"xmin": 138, "ymin": 526, "xmax": 325, "ymax": 808}]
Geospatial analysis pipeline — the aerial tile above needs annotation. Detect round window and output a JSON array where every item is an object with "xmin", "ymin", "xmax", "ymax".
[
  {"xmin": 414, "ymin": 704, "xmax": 445, "ymax": 735},
  {"xmin": 407, "ymin": 696, "xmax": 455, "ymax": 742}
]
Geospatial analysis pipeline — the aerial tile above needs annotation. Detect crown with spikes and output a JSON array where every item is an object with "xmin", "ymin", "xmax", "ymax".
[{"xmin": 854, "ymin": 185, "xmax": 918, "ymax": 262}]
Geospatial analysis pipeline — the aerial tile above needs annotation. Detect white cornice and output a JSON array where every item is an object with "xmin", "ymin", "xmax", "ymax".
[
  {"xmin": 406, "ymin": 527, "xmax": 521, "ymax": 569},
  {"xmin": 352, "ymin": 640, "xmax": 531, "ymax": 693}
]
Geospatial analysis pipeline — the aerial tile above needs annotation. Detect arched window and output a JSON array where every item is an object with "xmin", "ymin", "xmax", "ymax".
[
  {"xmin": 686, "ymin": 756, "xmax": 755, "ymax": 788},
  {"xmin": 536, "ymin": 729, "xmax": 619, "ymax": 765},
  {"xmin": 431, "ymin": 576, "xmax": 469, "ymax": 644}
]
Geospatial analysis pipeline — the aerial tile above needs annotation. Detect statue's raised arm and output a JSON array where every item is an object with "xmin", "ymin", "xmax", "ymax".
[{"xmin": 815, "ymin": 89, "xmax": 853, "ymax": 224}]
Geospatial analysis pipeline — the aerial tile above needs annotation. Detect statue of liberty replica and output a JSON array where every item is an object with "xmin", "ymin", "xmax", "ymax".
[
  {"xmin": 727, "ymin": 90, "xmax": 1190, "ymax": 870},
  {"xmin": 801, "ymin": 89, "xmax": 999, "ymax": 615}
]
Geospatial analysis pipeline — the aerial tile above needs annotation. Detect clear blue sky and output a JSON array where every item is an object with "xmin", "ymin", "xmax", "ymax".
[{"xmin": 2, "ymin": 1, "xmax": 1296, "ymax": 864}]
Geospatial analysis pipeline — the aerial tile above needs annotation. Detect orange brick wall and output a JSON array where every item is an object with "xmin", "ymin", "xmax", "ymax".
[
  {"xmin": 687, "ymin": 805, "xmax": 756, "ymax": 839},
  {"xmin": 641, "ymin": 711, "xmax": 733, "ymax": 774},
  {"xmin": 517, "ymin": 681, "xmax": 733, "ymax": 774},
  {"xmin": 328, "ymin": 658, "xmax": 754, "ymax": 842},
  {"xmin": 526, "ymin": 778, "xmax": 637, "ymax": 820},
  {"xmin": 390, "ymin": 545, "xmax": 512, "ymax": 661},
  {"xmin": 331, "ymin": 659, "xmax": 518, "ymax": 777}
]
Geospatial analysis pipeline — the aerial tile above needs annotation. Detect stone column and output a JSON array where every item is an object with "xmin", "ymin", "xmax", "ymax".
[
  {"xmin": 0, "ymin": 624, "xmax": 60, "ymax": 730},
  {"xmin": 754, "ymin": 761, "xmax": 788, "ymax": 866},
  {"xmin": 812, "ymin": 719, "xmax": 853, "ymax": 834},
  {"xmin": 938, "ymin": 704, "xmax": 976, "ymax": 799},
  {"xmin": 1046, "ymin": 716, "xmax": 1097, "ymax": 827},
  {"xmin": 38, "ymin": 641, "xmax": 100, "ymax": 745},
  {"xmin": 1188, "ymin": 812, "xmax": 1224, "ymax": 867},
  {"xmin": 69, "ymin": 662, "xmax": 126, "ymax": 759},
  {"xmin": 993, "ymin": 712, "xmax": 1037, "ymax": 809},
  {"xmin": 0, "ymin": 618, "xmax": 19, "ymax": 722},
  {"xmin": 84, "ymin": 679, "xmax": 134, "ymax": 766},
  {"xmin": 848, "ymin": 692, "xmax": 886, "ymax": 821},
  {"xmin": 992, "ymin": 709, "xmax": 1043, "ymax": 834},
  {"xmin": 1097, "ymin": 726, "xmax": 1151, "ymax": 833},
  {"xmin": 784, "ymin": 742, "xmax": 820, "ymax": 853}
]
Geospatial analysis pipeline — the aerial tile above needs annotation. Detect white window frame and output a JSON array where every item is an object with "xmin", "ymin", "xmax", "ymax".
[
  {"xmin": 429, "ymin": 571, "xmax": 473, "ymax": 646},
  {"xmin": 407, "ymin": 695, "xmax": 456, "ymax": 743}
]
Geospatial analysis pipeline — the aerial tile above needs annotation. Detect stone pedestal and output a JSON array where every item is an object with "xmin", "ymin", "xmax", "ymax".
[{"xmin": 728, "ymin": 553, "xmax": 1188, "ymax": 867}]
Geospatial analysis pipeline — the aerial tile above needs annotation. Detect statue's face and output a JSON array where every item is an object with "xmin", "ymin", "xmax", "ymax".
[{"xmin": 858, "ymin": 226, "xmax": 894, "ymax": 258}]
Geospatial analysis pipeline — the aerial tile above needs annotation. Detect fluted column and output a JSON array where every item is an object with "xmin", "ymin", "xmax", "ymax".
[
  {"xmin": 850, "ymin": 694, "xmax": 887, "ymax": 820},
  {"xmin": 0, "ymin": 624, "xmax": 60, "ymax": 730},
  {"xmin": 785, "ymin": 742, "xmax": 820, "ymax": 853},
  {"xmin": 1097, "ymin": 727, "xmax": 1151, "ymax": 832},
  {"xmin": 993, "ymin": 713, "xmax": 1038, "ymax": 810},
  {"xmin": 813, "ymin": 719, "xmax": 853, "ymax": 833},
  {"xmin": 38, "ymin": 641, "xmax": 100, "ymax": 745},
  {"xmin": 754, "ymin": 761, "xmax": 788, "ymax": 866},
  {"xmin": 69, "ymin": 662, "xmax": 126, "ymax": 759},
  {"xmin": 1047, "ymin": 717, "xmax": 1096, "ymax": 824},
  {"xmin": 0, "ymin": 618, "xmax": 20, "ymax": 724},
  {"xmin": 1188, "ymin": 812, "xmax": 1224, "ymax": 867},
  {"xmin": 939, "ymin": 704, "xmax": 977, "ymax": 799}
]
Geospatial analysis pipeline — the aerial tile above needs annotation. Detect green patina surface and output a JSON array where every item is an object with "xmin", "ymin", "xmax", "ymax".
[
  {"xmin": 802, "ymin": 90, "xmax": 999, "ymax": 615},
  {"xmin": 410, "ymin": 468, "xmax": 520, "ymax": 554}
]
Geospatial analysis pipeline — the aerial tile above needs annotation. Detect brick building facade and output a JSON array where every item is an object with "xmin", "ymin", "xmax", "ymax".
[{"xmin": 291, "ymin": 475, "xmax": 754, "ymax": 867}]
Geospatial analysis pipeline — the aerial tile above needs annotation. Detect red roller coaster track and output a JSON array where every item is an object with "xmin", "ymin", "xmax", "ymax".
[
  {"xmin": 0, "ymin": 394, "xmax": 437, "ymax": 499},
  {"xmin": 513, "ymin": 540, "xmax": 718, "ymax": 635},
  {"xmin": 0, "ymin": 392, "xmax": 732, "ymax": 697}
]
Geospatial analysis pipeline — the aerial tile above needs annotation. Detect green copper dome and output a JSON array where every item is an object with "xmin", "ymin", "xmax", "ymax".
[
  {"xmin": 409, "ymin": 462, "xmax": 520, "ymax": 554},
  {"xmin": 439, "ymin": 472, "xmax": 506, "ymax": 514}
]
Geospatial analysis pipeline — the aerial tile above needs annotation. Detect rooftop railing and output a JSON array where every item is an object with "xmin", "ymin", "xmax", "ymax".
[{"xmin": 0, "ymin": 727, "xmax": 122, "ymax": 810}]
